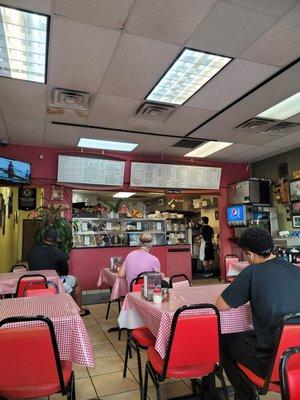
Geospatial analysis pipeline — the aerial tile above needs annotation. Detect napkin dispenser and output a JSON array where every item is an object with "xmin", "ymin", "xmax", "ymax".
[
  {"xmin": 143, "ymin": 272, "xmax": 161, "ymax": 300},
  {"xmin": 110, "ymin": 256, "xmax": 122, "ymax": 272}
]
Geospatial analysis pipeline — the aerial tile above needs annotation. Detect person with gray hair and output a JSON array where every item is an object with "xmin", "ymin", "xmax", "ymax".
[{"xmin": 118, "ymin": 233, "xmax": 160, "ymax": 286}]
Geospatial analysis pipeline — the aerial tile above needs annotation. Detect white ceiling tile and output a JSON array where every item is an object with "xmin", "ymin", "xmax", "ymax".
[
  {"xmin": 126, "ymin": 0, "xmax": 217, "ymax": 44},
  {"xmin": 0, "ymin": 79, "xmax": 47, "ymax": 120},
  {"xmin": 186, "ymin": 59, "xmax": 278, "ymax": 110},
  {"xmin": 187, "ymin": 1, "xmax": 277, "ymax": 57},
  {"xmin": 122, "ymin": 117, "xmax": 165, "ymax": 133},
  {"xmin": 162, "ymin": 146, "xmax": 194, "ymax": 157},
  {"xmin": 237, "ymin": 133, "xmax": 287, "ymax": 146},
  {"xmin": 231, "ymin": 145, "xmax": 282, "ymax": 161},
  {"xmin": 48, "ymin": 17, "xmax": 120, "ymax": 92},
  {"xmin": 53, "ymin": 0, "xmax": 134, "ymax": 29},
  {"xmin": 206, "ymin": 143, "xmax": 256, "ymax": 159},
  {"xmin": 241, "ymin": 3, "xmax": 300, "ymax": 66},
  {"xmin": 291, "ymin": 61, "xmax": 300, "ymax": 73},
  {"xmin": 286, "ymin": 113, "xmax": 300, "ymax": 124},
  {"xmin": 5, "ymin": 118, "xmax": 44, "ymax": 145},
  {"xmin": 99, "ymin": 33, "xmax": 180, "ymax": 99},
  {"xmin": 224, "ymin": 0, "xmax": 299, "ymax": 17},
  {"xmin": 259, "ymin": 131, "xmax": 300, "ymax": 149},
  {"xmin": 134, "ymin": 136, "xmax": 178, "ymax": 153},
  {"xmin": 0, "ymin": 0, "xmax": 52, "ymax": 13}
]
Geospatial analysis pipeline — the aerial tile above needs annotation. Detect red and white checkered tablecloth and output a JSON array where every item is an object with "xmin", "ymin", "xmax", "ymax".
[
  {"xmin": 0, "ymin": 293, "xmax": 95, "ymax": 367},
  {"xmin": 119, "ymin": 284, "xmax": 253, "ymax": 358},
  {"xmin": 0, "ymin": 269, "xmax": 65, "ymax": 295},
  {"xmin": 97, "ymin": 268, "xmax": 128, "ymax": 301}
]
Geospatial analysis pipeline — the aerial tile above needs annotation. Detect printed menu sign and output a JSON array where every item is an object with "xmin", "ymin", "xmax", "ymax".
[
  {"xmin": 57, "ymin": 155, "xmax": 125, "ymax": 186},
  {"xmin": 18, "ymin": 188, "xmax": 36, "ymax": 211},
  {"xmin": 130, "ymin": 162, "xmax": 221, "ymax": 190}
]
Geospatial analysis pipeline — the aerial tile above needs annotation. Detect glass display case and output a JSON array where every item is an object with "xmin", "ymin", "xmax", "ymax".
[
  {"xmin": 166, "ymin": 218, "xmax": 187, "ymax": 245},
  {"xmin": 72, "ymin": 217, "xmax": 166, "ymax": 248}
]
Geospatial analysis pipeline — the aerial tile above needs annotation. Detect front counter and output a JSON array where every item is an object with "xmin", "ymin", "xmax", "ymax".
[{"xmin": 69, "ymin": 245, "xmax": 192, "ymax": 290}]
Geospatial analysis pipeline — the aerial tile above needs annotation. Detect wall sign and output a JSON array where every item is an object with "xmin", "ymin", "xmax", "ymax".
[{"xmin": 18, "ymin": 188, "xmax": 36, "ymax": 211}]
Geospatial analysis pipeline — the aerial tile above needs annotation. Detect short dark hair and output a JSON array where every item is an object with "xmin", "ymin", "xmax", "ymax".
[
  {"xmin": 201, "ymin": 216, "xmax": 209, "ymax": 224},
  {"xmin": 43, "ymin": 228, "xmax": 58, "ymax": 242},
  {"xmin": 238, "ymin": 227, "xmax": 274, "ymax": 257}
]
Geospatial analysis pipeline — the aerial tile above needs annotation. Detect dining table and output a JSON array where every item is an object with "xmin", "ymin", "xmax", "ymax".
[
  {"xmin": 0, "ymin": 293, "xmax": 95, "ymax": 367},
  {"xmin": 118, "ymin": 284, "xmax": 253, "ymax": 359},
  {"xmin": 97, "ymin": 267, "xmax": 128, "ymax": 300},
  {"xmin": 0, "ymin": 269, "xmax": 66, "ymax": 296}
]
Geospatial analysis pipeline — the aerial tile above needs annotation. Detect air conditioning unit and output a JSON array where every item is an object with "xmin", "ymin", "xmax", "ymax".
[
  {"xmin": 50, "ymin": 88, "xmax": 90, "ymax": 111},
  {"xmin": 135, "ymin": 102, "xmax": 175, "ymax": 122}
]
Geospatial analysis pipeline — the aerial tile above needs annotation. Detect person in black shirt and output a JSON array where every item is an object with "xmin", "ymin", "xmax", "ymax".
[
  {"xmin": 216, "ymin": 227, "xmax": 300, "ymax": 400},
  {"xmin": 199, "ymin": 216, "xmax": 214, "ymax": 273},
  {"xmin": 27, "ymin": 228, "xmax": 90, "ymax": 317}
]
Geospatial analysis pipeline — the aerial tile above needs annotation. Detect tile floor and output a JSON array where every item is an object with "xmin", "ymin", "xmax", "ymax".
[{"xmin": 38, "ymin": 282, "xmax": 282, "ymax": 399}]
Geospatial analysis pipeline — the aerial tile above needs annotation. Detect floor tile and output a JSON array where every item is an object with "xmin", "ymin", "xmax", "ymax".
[
  {"xmin": 88, "ymin": 354, "xmax": 124, "ymax": 376},
  {"xmin": 146, "ymin": 381, "xmax": 192, "ymax": 400},
  {"xmin": 102, "ymin": 389, "xmax": 142, "ymax": 400},
  {"xmin": 92, "ymin": 370, "xmax": 139, "ymax": 397},
  {"xmin": 73, "ymin": 363, "xmax": 89, "ymax": 379},
  {"xmin": 93, "ymin": 342, "xmax": 119, "ymax": 358},
  {"xmin": 75, "ymin": 377, "xmax": 98, "ymax": 400}
]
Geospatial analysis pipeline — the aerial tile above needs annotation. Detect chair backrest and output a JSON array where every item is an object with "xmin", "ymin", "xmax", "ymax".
[
  {"xmin": 261, "ymin": 314, "xmax": 300, "ymax": 392},
  {"xmin": 11, "ymin": 264, "xmax": 29, "ymax": 273},
  {"xmin": 280, "ymin": 346, "xmax": 300, "ymax": 400},
  {"xmin": 161, "ymin": 304, "xmax": 220, "ymax": 378},
  {"xmin": 169, "ymin": 274, "xmax": 191, "ymax": 289},
  {"xmin": 23, "ymin": 280, "xmax": 59, "ymax": 297},
  {"xmin": 16, "ymin": 274, "xmax": 48, "ymax": 297},
  {"xmin": 0, "ymin": 316, "xmax": 66, "ymax": 395},
  {"xmin": 224, "ymin": 254, "xmax": 240, "ymax": 277}
]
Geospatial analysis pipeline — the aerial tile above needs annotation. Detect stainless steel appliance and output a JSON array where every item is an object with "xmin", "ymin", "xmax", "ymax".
[{"xmin": 228, "ymin": 179, "xmax": 270, "ymax": 205}]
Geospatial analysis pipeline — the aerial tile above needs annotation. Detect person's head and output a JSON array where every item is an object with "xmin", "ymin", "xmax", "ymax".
[
  {"xmin": 201, "ymin": 216, "xmax": 209, "ymax": 225},
  {"xmin": 138, "ymin": 233, "xmax": 154, "ymax": 251},
  {"xmin": 43, "ymin": 228, "xmax": 58, "ymax": 246},
  {"xmin": 238, "ymin": 227, "xmax": 274, "ymax": 264}
]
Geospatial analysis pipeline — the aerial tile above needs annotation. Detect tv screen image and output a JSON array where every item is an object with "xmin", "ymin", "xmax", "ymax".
[
  {"xmin": 0, "ymin": 157, "xmax": 31, "ymax": 184},
  {"xmin": 227, "ymin": 205, "xmax": 246, "ymax": 224},
  {"xmin": 290, "ymin": 180, "xmax": 300, "ymax": 202}
]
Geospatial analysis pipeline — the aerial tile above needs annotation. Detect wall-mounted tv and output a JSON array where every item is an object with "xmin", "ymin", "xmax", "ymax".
[
  {"xmin": 0, "ymin": 156, "xmax": 31, "ymax": 185},
  {"xmin": 227, "ymin": 204, "xmax": 247, "ymax": 226}
]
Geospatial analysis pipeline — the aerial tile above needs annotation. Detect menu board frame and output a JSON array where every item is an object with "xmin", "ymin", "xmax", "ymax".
[
  {"xmin": 130, "ymin": 162, "xmax": 221, "ymax": 190},
  {"xmin": 57, "ymin": 155, "xmax": 125, "ymax": 186}
]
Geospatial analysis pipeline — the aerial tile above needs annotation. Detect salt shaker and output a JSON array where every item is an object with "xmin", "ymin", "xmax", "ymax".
[{"xmin": 153, "ymin": 288, "xmax": 162, "ymax": 304}]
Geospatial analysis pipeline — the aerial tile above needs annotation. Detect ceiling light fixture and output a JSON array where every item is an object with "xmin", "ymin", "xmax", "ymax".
[
  {"xmin": 77, "ymin": 138, "xmax": 138, "ymax": 152},
  {"xmin": 146, "ymin": 48, "xmax": 232, "ymax": 105},
  {"xmin": 113, "ymin": 192, "xmax": 136, "ymax": 198},
  {"xmin": 0, "ymin": 5, "xmax": 49, "ymax": 83},
  {"xmin": 184, "ymin": 141, "xmax": 233, "ymax": 158},
  {"xmin": 257, "ymin": 92, "xmax": 300, "ymax": 120}
]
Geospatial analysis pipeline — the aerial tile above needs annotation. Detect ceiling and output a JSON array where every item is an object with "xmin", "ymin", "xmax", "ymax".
[{"xmin": 0, "ymin": 0, "xmax": 299, "ymax": 163}]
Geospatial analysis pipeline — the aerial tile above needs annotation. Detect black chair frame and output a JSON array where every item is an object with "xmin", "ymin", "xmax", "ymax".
[
  {"xmin": 169, "ymin": 274, "xmax": 191, "ymax": 288},
  {"xmin": 238, "ymin": 313, "xmax": 300, "ymax": 398},
  {"xmin": 0, "ymin": 316, "xmax": 75, "ymax": 399},
  {"xmin": 15, "ymin": 274, "xmax": 48, "ymax": 297},
  {"xmin": 280, "ymin": 345, "xmax": 300, "ymax": 400},
  {"xmin": 23, "ymin": 280, "xmax": 59, "ymax": 294},
  {"xmin": 143, "ymin": 303, "xmax": 229, "ymax": 400},
  {"xmin": 11, "ymin": 264, "xmax": 28, "ymax": 272}
]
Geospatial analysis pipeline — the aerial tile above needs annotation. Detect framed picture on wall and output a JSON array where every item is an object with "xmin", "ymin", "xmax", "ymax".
[
  {"xmin": 292, "ymin": 215, "xmax": 300, "ymax": 228},
  {"xmin": 289, "ymin": 180, "xmax": 300, "ymax": 202},
  {"xmin": 291, "ymin": 201, "xmax": 300, "ymax": 215}
]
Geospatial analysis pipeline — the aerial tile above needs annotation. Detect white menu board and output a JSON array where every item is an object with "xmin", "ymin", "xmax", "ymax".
[
  {"xmin": 57, "ymin": 155, "xmax": 125, "ymax": 186},
  {"xmin": 130, "ymin": 162, "xmax": 221, "ymax": 189}
]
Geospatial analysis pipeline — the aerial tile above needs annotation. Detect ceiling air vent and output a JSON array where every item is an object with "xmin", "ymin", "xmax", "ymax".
[
  {"xmin": 50, "ymin": 88, "xmax": 90, "ymax": 111},
  {"xmin": 173, "ymin": 139, "xmax": 206, "ymax": 148},
  {"xmin": 235, "ymin": 118, "xmax": 275, "ymax": 134},
  {"xmin": 262, "ymin": 122, "xmax": 300, "ymax": 136},
  {"xmin": 135, "ymin": 102, "xmax": 175, "ymax": 122}
]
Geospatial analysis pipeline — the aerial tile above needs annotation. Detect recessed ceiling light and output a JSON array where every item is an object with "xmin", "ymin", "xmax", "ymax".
[
  {"xmin": 146, "ymin": 48, "xmax": 232, "ymax": 105},
  {"xmin": 257, "ymin": 92, "xmax": 300, "ymax": 120},
  {"xmin": 0, "ymin": 5, "xmax": 49, "ymax": 83},
  {"xmin": 184, "ymin": 141, "xmax": 233, "ymax": 158},
  {"xmin": 77, "ymin": 138, "xmax": 138, "ymax": 152},
  {"xmin": 113, "ymin": 192, "xmax": 136, "ymax": 198}
]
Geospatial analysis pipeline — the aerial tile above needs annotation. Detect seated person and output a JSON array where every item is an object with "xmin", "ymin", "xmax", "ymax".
[
  {"xmin": 27, "ymin": 228, "xmax": 90, "ymax": 317},
  {"xmin": 118, "ymin": 233, "xmax": 160, "ymax": 286},
  {"xmin": 216, "ymin": 227, "xmax": 300, "ymax": 400}
]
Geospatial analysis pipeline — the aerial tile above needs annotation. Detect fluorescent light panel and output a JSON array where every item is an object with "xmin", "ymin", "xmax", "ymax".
[
  {"xmin": 0, "ymin": 5, "xmax": 48, "ymax": 83},
  {"xmin": 77, "ymin": 138, "xmax": 138, "ymax": 152},
  {"xmin": 146, "ymin": 48, "xmax": 232, "ymax": 105},
  {"xmin": 257, "ymin": 92, "xmax": 300, "ymax": 120},
  {"xmin": 113, "ymin": 192, "xmax": 136, "ymax": 198},
  {"xmin": 184, "ymin": 141, "xmax": 233, "ymax": 158}
]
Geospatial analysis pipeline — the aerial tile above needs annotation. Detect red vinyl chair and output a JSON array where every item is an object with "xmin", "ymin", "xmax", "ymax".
[
  {"xmin": 123, "ymin": 274, "xmax": 156, "ymax": 400},
  {"xmin": 143, "ymin": 304, "xmax": 229, "ymax": 400},
  {"xmin": 0, "ymin": 316, "xmax": 75, "ymax": 399},
  {"xmin": 169, "ymin": 274, "xmax": 191, "ymax": 289},
  {"xmin": 23, "ymin": 280, "xmax": 59, "ymax": 297},
  {"xmin": 15, "ymin": 274, "xmax": 48, "ymax": 297},
  {"xmin": 224, "ymin": 254, "xmax": 240, "ymax": 283},
  {"xmin": 280, "ymin": 346, "xmax": 300, "ymax": 400},
  {"xmin": 237, "ymin": 313, "xmax": 300, "ymax": 399}
]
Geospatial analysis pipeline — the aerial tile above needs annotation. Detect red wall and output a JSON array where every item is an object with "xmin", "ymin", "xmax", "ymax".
[{"xmin": 0, "ymin": 144, "xmax": 250, "ymax": 279}]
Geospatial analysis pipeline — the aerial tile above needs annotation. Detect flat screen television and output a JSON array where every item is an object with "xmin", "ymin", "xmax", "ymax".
[
  {"xmin": 0, "ymin": 156, "xmax": 31, "ymax": 185},
  {"xmin": 227, "ymin": 204, "xmax": 247, "ymax": 226}
]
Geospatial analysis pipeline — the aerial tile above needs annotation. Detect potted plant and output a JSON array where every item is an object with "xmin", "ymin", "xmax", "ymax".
[
  {"xmin": 101, "ymin": 199, "xmax": 123, "ymax": 218},
  {"xmin": 28, "ymin": 202, "xmax": 73, "ymax": 254}
]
